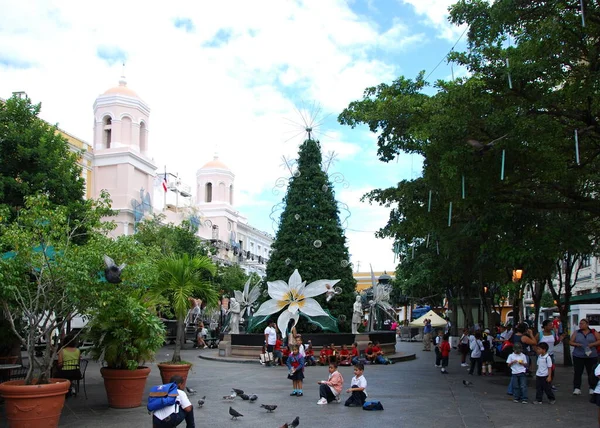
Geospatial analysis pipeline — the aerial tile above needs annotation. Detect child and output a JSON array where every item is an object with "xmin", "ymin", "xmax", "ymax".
[
  {"xmin": 296, "ymin": 336, "xmax": 306, "ymax": 359},
  {"xmin": 286, "ymin": 345, "xmax": 305, "ymax": 396},
  {"xmin": 534, "ymin": 342, "xmax": 555, "ymax": 404},
  {"xmin": 339, "ymin": 344, "xmax": 350, "ymax": 365},
  {"xmin": 344, "ymin": 363, "xmax": 367, "ymax": 407},
  {"xmin": 459, "ymin": 328, "xmax": 470, "ymax": 367},
  {"xmin": 194, "ymin": 322, "xmax": 208, "ymax": 349},
  {"xmin": 282, "ymin": 347, "xmax": 290, "ymax": 365},
  {"xmin": 318, "ymin": 345, "xmax": 330, "ymax": 366},
  {"xmin": 434, "ymin": 330, "xmax": 444, "ymax": 367},
  {"xmin": 365, "ymin": 342, "xmax": 375, "ymax": 364},
  {"xmin": 274, "ymin": 334, "xmax": 284, "ymax": 366},
  {"xmin": 350, "ymin": 342, "xmax": 360, "ymax": 366},
  {"xmin": 372, "ymin": 341, "xmax": 390, "ymax": 365},
  {"xmin": 317, "ymin": 362, "xmax": 344, "ymax": 405},
  {"xmin": 468, "ymin": 331, "xmax": 484, "ymax": 376},
  {"xmin": 152, "ymin": 375, "xmax": 194, "ymax": 427},
  {"xmin": 305, "ymin": 341, "xmax": 316, "ymax": 366},
  {"xmin": 507, "ymin": 343, "xmax": 528, "ymax": 403},
  {"xmin": 329, "ymin": 343, "xmax": 338, "ymax": 364},
  {"xmin": 440, "ymin": 333, "xmax": 450, "ymax": 374},
  {"xmin": 481, "ymin": 329, "xmax": 493, "ymax": 375}
]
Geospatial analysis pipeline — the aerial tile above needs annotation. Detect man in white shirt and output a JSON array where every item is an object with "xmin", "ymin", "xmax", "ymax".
[
  {"xmin": 152, "ymin": 375, "xmax": 195, "ymax": 428},
  {"xmin": 264, "ymin": 320, "xmax": 277, "ymax": 367}
]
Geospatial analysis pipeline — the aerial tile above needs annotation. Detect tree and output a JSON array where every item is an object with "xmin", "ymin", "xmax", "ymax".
[
  {"xmin": 151, "ymin": 255, "xmax": 217, "ymax": 363},
  {"xmin": 213, "ymin": 263, "xmax": 259, "ymax": 297},
  {"xmin": 135, "ymin": 215, "xmax": 209, "ymax": 258},
  {"xmin": 266, "ymin": 138, "xmax": 356, "ymax": 332},
  {"xmin": 0, "ymin": 95, "xmax": 85, "ymax": 220}
]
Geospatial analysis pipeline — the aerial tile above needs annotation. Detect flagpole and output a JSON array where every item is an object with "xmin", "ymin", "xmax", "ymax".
[{"xmin": 163, "ymin": 165, "xmax": 167, "ymax": 210}]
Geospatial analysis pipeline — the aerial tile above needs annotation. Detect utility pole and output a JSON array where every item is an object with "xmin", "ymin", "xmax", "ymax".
[{"xmin": 356, "ymin": 261, "xmax": 361, "ymax": 272}]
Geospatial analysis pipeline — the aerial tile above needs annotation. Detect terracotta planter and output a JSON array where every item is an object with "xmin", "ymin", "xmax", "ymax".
[
  {"xmin": 0, "ymin": 378, "xmax": 69, "ymax": 428},
  {"xmin": 100, "ymin": 366, "xmax": 151, "ymax": 409},
  {"xmin": 157, "ymin": 363, "xmax": 191, "ymax": 388}
]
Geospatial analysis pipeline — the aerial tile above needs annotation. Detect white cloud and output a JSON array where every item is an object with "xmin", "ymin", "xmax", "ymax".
[
  {"xmin": 0, "ymin": 0, "xmax": 432, "ymax": 275},
  {"xmin": 399, "ymin": 0, "xmax": 465, "ymax": 41}
]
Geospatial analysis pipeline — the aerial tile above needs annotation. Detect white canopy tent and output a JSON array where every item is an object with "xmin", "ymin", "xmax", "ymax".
[{"xmin": 409, "ymin": 310, "xmax": 448, "ymax": 327}]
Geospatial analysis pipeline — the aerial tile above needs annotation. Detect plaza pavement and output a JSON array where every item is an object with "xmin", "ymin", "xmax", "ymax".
[{"xmin": 1, "ymin": 340, "xmax": 598, "ymax": 428}]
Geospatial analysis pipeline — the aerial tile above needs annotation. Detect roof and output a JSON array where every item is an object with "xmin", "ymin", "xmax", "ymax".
[
  {"xmin": 102, "ymin": 76, "xmax": 139, "ymax": 98},
  {"xmin": 409, "ymin": 310, "xmax": 448, "ymax": 327},
  {"xmin": 201, "ymin": 156, "xmax": 230, "ymax": 170}
]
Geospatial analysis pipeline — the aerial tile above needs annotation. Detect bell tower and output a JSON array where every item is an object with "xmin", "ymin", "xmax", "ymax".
[{"xmin": 92, "ymin": 76, "xmax": 157, "ymax": 236}]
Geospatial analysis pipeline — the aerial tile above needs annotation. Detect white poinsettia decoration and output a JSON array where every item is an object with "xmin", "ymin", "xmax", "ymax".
[
  {"xmin": 254, "ymin": 269, "xmax": 340, "ymax": 335},
  {"xmin": 369, "ymin": 265, "xmax": 395, "ymax": 315},
  {"xmin": 234, "ymin": 278, "xmax": 261, "ymax": 317}
]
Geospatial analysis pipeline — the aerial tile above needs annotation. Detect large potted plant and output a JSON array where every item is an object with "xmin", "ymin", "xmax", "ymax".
[
  {"xmin": 85, "ymin": 290, "xmax": 165, "ymax": 409},
  {"xmin": 151, "ymin": 254, "xmax": 217, "ymax": 387},
  {"xmin": 0, "ymin": 194, "xmax": 113, "ymax": 428}
]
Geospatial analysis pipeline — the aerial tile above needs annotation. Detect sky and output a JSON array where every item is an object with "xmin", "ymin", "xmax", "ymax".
[{"xmin": 0, "ymin": 0, "xmax": 468, "ymax": 272}]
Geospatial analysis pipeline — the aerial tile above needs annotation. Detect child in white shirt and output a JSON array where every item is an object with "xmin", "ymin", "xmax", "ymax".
[
  {"xmin": 506, "ymin": 343, "xmax": 528, "ymax": 403},
  {"xmin": 534, "ymin": 342, "xmax": 555, "ymax": 404},
  {"xmin": 344, "ymin": 363, "xmax": 367, "ymax": 407}
]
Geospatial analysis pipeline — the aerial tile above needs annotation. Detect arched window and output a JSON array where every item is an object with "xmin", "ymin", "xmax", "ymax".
[
  {"xmin": 205, "ymin": 183, "xmax": 212, "ymax": 202},
  {"xmin": 218, "ymin": 182, "xmax": 226, "ymax": 201},
  {"xmin": 229, "ymin": 185, "xmax": 233, "ymax": 205},
  {"xmin": 103, "ymin": 116, "xmax": 112, "ymax": 148},
  {"xmin": 139, "ymin": 122, "xmax": 147, "ymax": 153}
]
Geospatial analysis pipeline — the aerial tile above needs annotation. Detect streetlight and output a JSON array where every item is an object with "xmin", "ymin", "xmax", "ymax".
[{"xmin": 512, "ymin": 269, "xmax": 523, "ymax": 282}]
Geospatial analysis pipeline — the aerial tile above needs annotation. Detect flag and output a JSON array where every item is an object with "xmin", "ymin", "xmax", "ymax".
[{"xmin": 162, "ymin": 172, "xmax": 168, "ymax": 192}]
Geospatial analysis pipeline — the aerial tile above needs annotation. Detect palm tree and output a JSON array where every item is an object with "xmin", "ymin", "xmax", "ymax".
[{"xmin": 152, "ymin": 254, "xmax": 217, "ymax": 362}]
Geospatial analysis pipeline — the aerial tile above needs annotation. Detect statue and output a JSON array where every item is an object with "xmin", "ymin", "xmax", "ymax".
[
  {"xmin": 352, "ymin": 295, "xmax": 363, "ymax": 334},
  {"xmin": 228, "ymin": 297, "xmax": 241, "ymax": 334},
  {"xmin": 103, "ymin": 255, "xmax": 126, "ymax": 284}
]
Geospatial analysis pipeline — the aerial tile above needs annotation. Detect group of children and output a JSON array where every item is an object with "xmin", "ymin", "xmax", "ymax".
[{"xmin": 286, "ymin": 343, "xmax": 369, "ymax": 407}]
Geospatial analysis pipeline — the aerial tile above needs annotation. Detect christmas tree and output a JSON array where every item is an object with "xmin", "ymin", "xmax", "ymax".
[{"xmin": 266, "ymin": 138, "xmax": 356, "ymax": 332}]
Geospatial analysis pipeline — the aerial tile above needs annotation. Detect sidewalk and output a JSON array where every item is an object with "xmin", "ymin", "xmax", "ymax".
[{"xmin": 0, "ymin": 341, "xmax": 597, "ymax": 427}]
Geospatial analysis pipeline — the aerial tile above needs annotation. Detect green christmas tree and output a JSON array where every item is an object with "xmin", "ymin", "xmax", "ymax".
[{"xmin": 266, "ymin": 138, "xmax": 356, "ymax": 332}]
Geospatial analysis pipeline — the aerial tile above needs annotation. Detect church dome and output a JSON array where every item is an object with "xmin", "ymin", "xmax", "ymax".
[
  {"xmin": 103, "ymin": 76, "xmax": 139, "ymax": 98},
  {"xmin": 201, "ymin": 156, "xmax": 230, "ymax": 171}
]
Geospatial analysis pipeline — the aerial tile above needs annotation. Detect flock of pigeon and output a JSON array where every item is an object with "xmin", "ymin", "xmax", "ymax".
[{"xmin": 186, "ymin": 386, "xmax": 300, "ymax": 427}]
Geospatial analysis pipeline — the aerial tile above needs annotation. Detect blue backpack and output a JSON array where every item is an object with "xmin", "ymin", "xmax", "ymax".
[
  {"xmin": 362, "ymin": 400, "xmax": 384, "ymax": 411},
  {"xmin": 147, "ymin": 382, "xmax": 178, "ymax": 412}
]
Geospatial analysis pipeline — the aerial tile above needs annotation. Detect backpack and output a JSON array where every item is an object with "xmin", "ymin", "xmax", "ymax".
[
  {"xmin": 147, "ymin": 382, "xmax": 179, "ymax": 412},
  {"xmin": 363, "ymin": 400, "xmax": 384, "ymax": 411}
]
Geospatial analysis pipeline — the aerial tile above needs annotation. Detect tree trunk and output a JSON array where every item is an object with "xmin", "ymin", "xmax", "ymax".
[
  {"xmin": 173, "ymin": 318, "xmax": 184, "ymax": 363},
  {"xmin": 561, "ymin": 309, "xmax": 572, "ymax": 366}
]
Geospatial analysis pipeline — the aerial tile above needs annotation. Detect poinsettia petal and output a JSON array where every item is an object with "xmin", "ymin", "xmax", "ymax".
[
  {"xmin": 254, "ymin": 298, "xmax": 283, "ymax": 317},
  {"xmin": 267, "ymin": 280, "xmax": 289, "ymax": 301},
  {"xmin": 234, "ymin": 290, "xmax": 244, "ymax": 303},
  {"xmin": 298, "ymin": 297, "xmax": 328, "ymax": 317},
  {"xmin": 243, "ymin": 278, "xmax": 250, "ymax": 297},
  {"xmin": 303, "ymin": 279, "xmax": 340, "ymax": 298},
  {"xmin": 288, "ymin": 302, "xmax": 300, "ymax": 314},
  {"xmin": 277, "ymin": 310, "xmax": 292, "ymax": 337},
  {"xmin": 288, "ymin": 270, "xmax": 303, "ymax": 293}
]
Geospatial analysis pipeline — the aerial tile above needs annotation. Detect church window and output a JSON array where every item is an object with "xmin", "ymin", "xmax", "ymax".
[
  {"xmin": 205, "ymin": 183, "xmax": 212, "ymax": 202},
  {"xmin": 139, "ymin": 121, "xmax": 147, "ymax": 152},
  {"xmin": 229, "ymin": 185, "xmax": 233, "ymax": 205},
  {"xmin": 103, "ymin": 116, "xmax": 112, "ymax": 148}
]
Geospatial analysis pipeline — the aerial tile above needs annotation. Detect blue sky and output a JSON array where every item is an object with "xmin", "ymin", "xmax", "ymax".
[{"xmin": 0, "ymin": 0, "xmax": 467, "ymax": 271}]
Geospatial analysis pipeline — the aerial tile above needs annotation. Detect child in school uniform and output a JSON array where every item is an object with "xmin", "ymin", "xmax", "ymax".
[
  {"xmin": 287, "ymin": 345, "xmax": 305, "ymax": 397},
  {"xmin": 534, "ymin": 342, "xmax": 555, "ymax": 404},
  {"xmin": 344, "ymin": 363, "xmax": 367, "ymax": 407},
  {"xmin": 507, "ymin": 343, "xmax": 528, "ymax": 404},
  {"xmin": 440, "ymin": 333, "xmax": 451, "ymax": 374},
  {"xmin": 319, "ymin": 345, "xmax": 330, "ymax": 366},
  {"xmin": 338, "ymin": 344, "xmax": 351, "ymax": 365},
  {"xmin": 350, "ymin": 342, "xmax": 360, "ymax": 366}
]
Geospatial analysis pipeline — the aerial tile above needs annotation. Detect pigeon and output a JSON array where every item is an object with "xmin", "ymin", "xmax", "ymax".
[
  {"xmin": 104, "ymin": 255, "xmax": 126, "ymax": 284},
  {"xmin": 289, "ymin": 416, "xmax": 300, "ymax": 427},
  {"xmin": 466, "ymin": 134, "xmax": 508, "ymax": 154},
  {"xmin": 232, "ymin": 388, "xmax": 244, "ymax": 396},
  {"xmin": 240, "ymin": 393, "xmax": 250, "ymax": 400},
  {"xmin": 463, "ymin": 380, "xmax": 474, "ymax": 387},
  {"xmin": 197, "ymin": 396, "xmax": 205, "ymax": 407},
  {"xmin": 186, "ymin": 386, "xmax": 197, "ymax": 396},
  {"xmin": 229, "ymin": 407, "xmax": 243, "ymax": 420},
  {"xmin": 260, "ymin": 404, "xmax": 278, "ymax": 412},
  {"xmin": 249, "ymin": 394, "xmax": 258, "ymax": 402},
  {"xmin": 222, "ymin": 394, "xmax": 236, "ymax": 400}
]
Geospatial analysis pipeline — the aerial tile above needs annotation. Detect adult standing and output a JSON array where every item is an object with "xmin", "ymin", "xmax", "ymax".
[
  {"xmin": 569, "ymin": 318, "xmax": 600, "ymax": 396},
  {"xmin": 423, "ymin": 318, "xmax": 432, "ymax": 351},
  {"xmin": 264, "ymin": 319, "xmax": 277, "ymax": 367},
  {"xmin": 536, "ymin": 319, "xmax": 566, "ymax": 365}
]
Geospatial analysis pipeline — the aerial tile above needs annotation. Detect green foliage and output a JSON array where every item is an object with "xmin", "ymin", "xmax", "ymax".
[
  {"xmin": 150, "ymin": 254, "xmax": 217, "ymax": 362},
  {"xmin": 135, "ymin": 215, "xmax": 209, "ymax": 257},
  {"xmin": 85, "ymin": 293, "xmax": 166, "ymax": 370},
  {"xmin": 266, "ymin": 139, "xmax": 356, "ymax": 331},
  {"xmin": 0, "ymin": 95, "xmax": 85, "ymax": 221},
  {"xmin": 214, "ymin": 264, "xmax": 257, "ymax": 297},
  {"xmin": 0, "ymin": 193, "xmax": 114, "ymax": 384},
  {"xmin": 338, "ymin": 1, "xmax": 600, "ymax": 334}
]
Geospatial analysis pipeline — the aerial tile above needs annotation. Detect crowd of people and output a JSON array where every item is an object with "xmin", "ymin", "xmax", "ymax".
[{"xmin": 423, "ymin": 316, "xmax": 600, "ymax": 416}]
